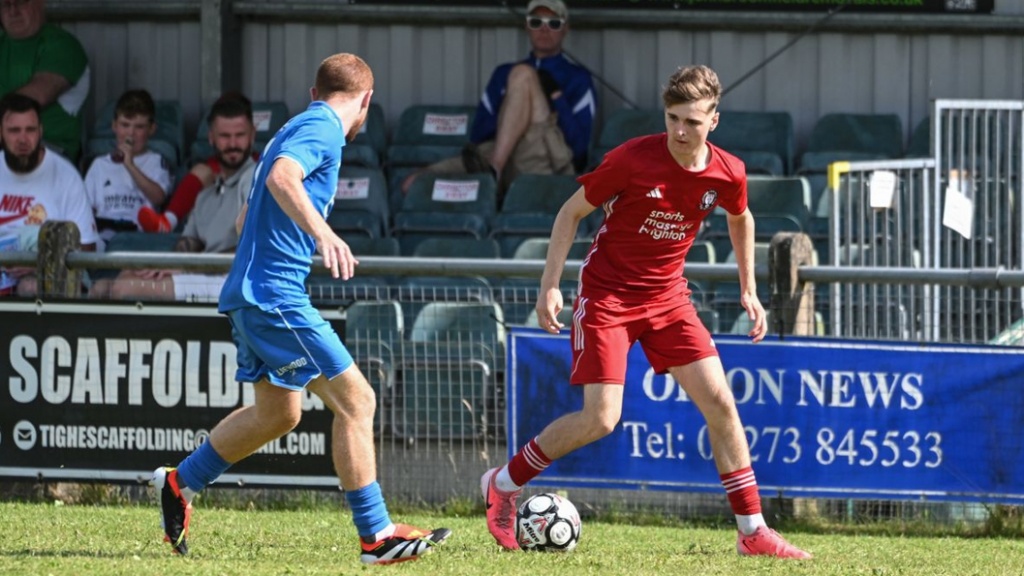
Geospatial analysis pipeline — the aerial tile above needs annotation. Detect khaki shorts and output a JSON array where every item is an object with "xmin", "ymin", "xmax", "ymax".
[{"xmin": 427, "ymin": 115, "xmax": 574, "ymax": 190}]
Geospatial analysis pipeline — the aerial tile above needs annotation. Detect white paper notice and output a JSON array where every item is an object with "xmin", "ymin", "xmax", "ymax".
[
  {"xmin": 253, "ymin": 110, "xmax": 272, "ymax": 132},
  {"xmin": 869, "ymin": 170, "xmax": 897, "ymax": 209},
  {"xmin": 432, "ymin": 179, "xmax": 480, "ymax": 202},
  {"xmin": 942, "ymin": 185, "xmax": 974, "ymax": 240},
  {"xmin": 422, "ymin": 113, "xmax": 469, "ymax": 136},
  {"xmin": 335, "ymin": 177, "xmax": 370, "ymax": 200}
]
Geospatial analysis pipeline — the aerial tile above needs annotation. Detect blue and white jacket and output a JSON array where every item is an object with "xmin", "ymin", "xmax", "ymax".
[{"xmin": 470, "ymin": 52, "xmax": 596, "ymax": 172}]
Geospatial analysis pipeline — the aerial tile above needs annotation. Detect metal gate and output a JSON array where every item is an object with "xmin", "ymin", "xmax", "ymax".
[{"xmin": 827, "ymin": 99, "xmax": 1024, "ymax": 342}]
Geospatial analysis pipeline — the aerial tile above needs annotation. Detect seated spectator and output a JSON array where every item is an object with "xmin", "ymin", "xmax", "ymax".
[
  {"xmin": 0, "ymin": 92, "xmax": 97, "ymax": 297},
  {"xmin": 0, "ymin": 0, "xmax": 90, "ymax": 161},
  {"xmin": 90, "ymin": 94, "xmax": 257, "ymax": 302},
  {"xmin": 84, "ymin": 88, "xmax": 172, "ymax": 249},
  {"xmin": 139, "ymin": 91, "xmax": 261, "ymax": 233},
  {"xmin": 404, "ymin": 0, "xmax": 595, "ymax": 195}
]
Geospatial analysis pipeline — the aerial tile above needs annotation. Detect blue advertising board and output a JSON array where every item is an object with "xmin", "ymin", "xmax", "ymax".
[{"xmin": 508, "ymin": 329, "xmax": 1024, "ymax": 503}]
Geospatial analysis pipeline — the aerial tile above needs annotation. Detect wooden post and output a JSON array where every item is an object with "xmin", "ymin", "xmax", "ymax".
[
  {"xmin": 37, "ymin": 221, "xmax": 82, "ymax": 299},
  {"xmin": 768, "ymin": 232, "xmax": 815, "ymax": 336}
]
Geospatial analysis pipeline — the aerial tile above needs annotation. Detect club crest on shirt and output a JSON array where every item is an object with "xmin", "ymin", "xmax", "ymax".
[{"xmin": 698, "ymin": 190, "xmax": 718, "ymax": 211}]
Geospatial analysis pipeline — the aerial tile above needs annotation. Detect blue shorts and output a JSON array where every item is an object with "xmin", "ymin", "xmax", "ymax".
[{"xmin": 226, "ymin": 304, "xmax": 354, "ymax": 390}]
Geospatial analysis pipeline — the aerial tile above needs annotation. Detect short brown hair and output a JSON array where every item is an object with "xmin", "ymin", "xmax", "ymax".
[
  {"xmin": 661, "ymin": 65, "xmax": 721, "ymax": 111},
  {"xmin": 314, "ymin": 53, "xmax": 374, "ymax": 99},
  {"xmin": 0, "ymin": 92, "xmax": 41, "ymax": 120},
  {"xmin": 115, "ymin": 89, "xmax": 156, "ymax": 122},
  {"xmin": 208, "ymin": 91, "xmax": 253, "ymax": 124}
]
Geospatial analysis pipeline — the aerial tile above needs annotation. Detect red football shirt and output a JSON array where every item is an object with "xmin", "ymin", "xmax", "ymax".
[{"xmin": 577, "ymin": 133, "xmax": 747, "ymax": 303}]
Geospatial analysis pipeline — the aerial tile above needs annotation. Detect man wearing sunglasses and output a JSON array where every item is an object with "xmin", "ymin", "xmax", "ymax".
[{"xmin": 405, "ymin": 0, "xmax": 595, "ymax": 196}]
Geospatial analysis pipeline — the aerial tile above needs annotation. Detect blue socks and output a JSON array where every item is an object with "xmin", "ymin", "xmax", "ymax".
[
  {"xmin": 177, "ymin": 441, "xmax": 231, "ymax": 493},
  {"xmin": 346, "ymin": 482, "xmax": 391, "ymax": 539}
]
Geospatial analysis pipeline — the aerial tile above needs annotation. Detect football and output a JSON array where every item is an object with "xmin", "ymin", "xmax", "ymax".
[{"xmin": 514, "ymin": 492, "xmax": 582, "ymax": 552}]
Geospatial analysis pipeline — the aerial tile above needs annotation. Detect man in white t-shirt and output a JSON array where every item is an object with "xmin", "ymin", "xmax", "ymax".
[
  {"xmin": 90, "ymin": 93, "xmax": 257, "ymax": 302},
  {"xmin": 0, "ymin": 93, "xmax": 97, "ymax": 296},
  {"xmin": 84, "ymin": 88, "xmax": 172, "ymax": 248}
]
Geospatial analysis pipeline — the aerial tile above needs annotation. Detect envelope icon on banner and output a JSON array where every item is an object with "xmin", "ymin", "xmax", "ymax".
[{"xmin": 13, "ymin": 421, "xmax": 36, "ymax": 450}]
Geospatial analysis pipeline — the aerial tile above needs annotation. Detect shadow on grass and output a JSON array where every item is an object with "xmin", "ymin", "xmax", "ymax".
[{"xmin": 0, "ymin": 548, "xmax": 167, "ymax": 560}]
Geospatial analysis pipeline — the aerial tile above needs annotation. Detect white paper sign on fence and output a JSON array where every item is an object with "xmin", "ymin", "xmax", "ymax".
[
  {"xmin": 869, "ymin": 170, "xmax": 897, "ymax": 209},
  {"xmin": 942, "ymin": 185, "xmax": 974, "ymax": 240}
]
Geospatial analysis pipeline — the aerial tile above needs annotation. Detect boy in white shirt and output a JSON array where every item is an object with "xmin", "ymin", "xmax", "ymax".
[{"xmin": 84, "ymin": 89, "xmax": 172, "ymax": 247}]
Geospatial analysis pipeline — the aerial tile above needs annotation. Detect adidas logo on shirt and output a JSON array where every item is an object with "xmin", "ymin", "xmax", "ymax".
[{"xmin": 646, "ymin": 187, "xmax": 663, "ymax": 199}]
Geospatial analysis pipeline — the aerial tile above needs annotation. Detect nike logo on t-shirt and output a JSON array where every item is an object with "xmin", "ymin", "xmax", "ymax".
[{"xmin": 0, "ymin": 212, "xmax": 28, "ymax": 226}]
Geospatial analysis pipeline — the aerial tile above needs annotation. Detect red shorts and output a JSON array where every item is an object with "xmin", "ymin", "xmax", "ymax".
[{"xmin": 568, "ymin": 293, "xmax": 718, "ymax": 385}]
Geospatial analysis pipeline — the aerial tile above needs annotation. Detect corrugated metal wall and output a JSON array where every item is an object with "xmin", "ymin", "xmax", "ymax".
[
  {"xmin": 55, "ymin": 11, "xmax": 1024, "ymax": 162},
  {"xmin": 61, "ymin": 19, "xmax": 204, "ymax": 140},
  {"xmin": 241, "ymin": 22, "xmax": 1024, "ymax": 157}
]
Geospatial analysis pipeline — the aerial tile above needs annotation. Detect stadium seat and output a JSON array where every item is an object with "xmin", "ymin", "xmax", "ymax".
[
  {"xmin": 386, "ymin": 104, "xmax": 476, "ymax": 167},
  {"xmin": 904, "ymin": 113, "xmax": 1005, "ymax": 169},
  {"xmin": 349, "ymin": 337, "xmax": 396, "ymax": 436},
  {"xmin": 905, "ymin": 116, "xmax": 931, "ymax": 158},
  {"xmin": 413, "ymin": 237, "xmax": 501, "ymax": 260},
  {"xmin": 104, "ymin": 231, "xmax": 181, "ymax": 253},
  {"xmin": 394, "ymin": 302, "xmax": 506, "ymax": 439},
  {"xmin": 394, "ymin": 274, "xmax": 495, "ymax": 338},
  {"xmin": 687, "ymin": 241, "xmax": 716, "ymax": 264},
  {"xmin": 725, "ymin": 241, "xmax": 771, "ymax": 265},
  {"xmin": 328, "ymin": 165, "xmax": 390, "ymax": 238},
  {"xmin": 344, "ymin": 102, "xmax": 387, "ymax": 168},
  {"xmin": 588, "ymin": 107, "xmax": 663, "ymax": 169},
  {"xmin": 251, "ymin": 101, "xmax": 290, "ymax": 151},
  {"xmin": 344, "ymin": 300, "xmax": 404, "ymax": 434},
  {"xmin": 345, "ymin": 236, "xmax": 401, "ymax": 257},
  {"xmin": 711, "ymin": 110, "xmax": 794, "ymax": 175},
  {"xmin": 512, "ymin": 237, "xmax": 591, "ymax": 260},
  {"xmin": 345, "ymin": 299, "xmax": 405, "ymax": 346},
  {"xmin": 306, "ymin": 275, "xmax": 391, "ymax": 305},
  {"xmin": 499, "ymin": 238, "xmax": 587, "ymax": 323},
  {"xmin": 798, "ymin": 113, "xmax": 903, "ymax": 213},
  {"xmin": 500, "ymin": 173, "xmax": 580, "ymax": 214},
  {"xmin": 490, "ymin": 173, "xmax": 580, "ymax": 257},
  {"xmin": 524, "ymin": 305, "xmax": 574, "ymax": 329},
  {"xmin": 392, "ymin": 173, "xmax": 498, "ymax": 254},
  {"xmin": 697, "ymin": 308, "xmax": 721, "ymax": 333},
  {"xmin": 746, "ymin": 176, "xmax": 812, "ymax": 228},
  {"xmin": 798, "ymin": 113, "xmax": 904, "ymax": 173}
]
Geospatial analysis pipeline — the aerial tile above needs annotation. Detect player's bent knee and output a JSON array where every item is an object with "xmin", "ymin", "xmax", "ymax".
[
  {"xmin": 315, "ymin": 366, "xmax": 376, "ymax": 418},
  {"xmin": 507, "ymin": 64, "xmax": 540, "ymax": 89},
  {"xmin": 266, "ymin": 407, "xmax": 302, "ymax": 436},
  {"xmin": 582, "ymin": 414, "xmax": 619, "ymax": 441}
]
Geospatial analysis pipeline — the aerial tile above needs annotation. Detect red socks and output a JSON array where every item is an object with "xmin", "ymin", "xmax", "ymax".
[
  {"xmin": 165, "ymin": 172, "xmax": 204, "ymax": 223},
  {"xmin": 507, "ymin": 437, "xmax": 552, "ymax": 487},
  {"xmin": 721, "ymin": 467, "xmax": 761, "ymax": 515},
  {"xmin": 138, "ymin": 206, "xmax": 172, "ymax": 233}
]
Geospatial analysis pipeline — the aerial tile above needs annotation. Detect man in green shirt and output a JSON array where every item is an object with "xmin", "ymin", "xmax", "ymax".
[{"xmin": 0, "ymin": 0, "xmax": 90, "ymax": 161}]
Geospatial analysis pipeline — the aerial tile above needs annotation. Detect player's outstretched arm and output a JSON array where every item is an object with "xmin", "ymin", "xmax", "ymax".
[
  {"xmin": 536, "ymin": 186, "xmax": 594, "ymax": 334},
  {"xmin": 726, "ymin": 208, "xmax": 767, "ymax": 342},
  {"xmin": 265, "ymin": 157, "xmax": 357, "ymax": 279}
]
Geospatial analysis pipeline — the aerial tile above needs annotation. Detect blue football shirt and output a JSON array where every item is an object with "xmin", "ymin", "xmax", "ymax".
[{"xmin": 219, "ymin": 100, "xmax": 345, "ymax": 312}]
